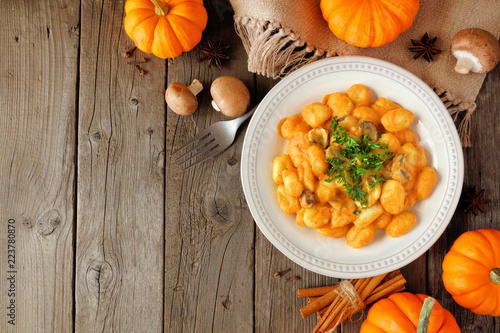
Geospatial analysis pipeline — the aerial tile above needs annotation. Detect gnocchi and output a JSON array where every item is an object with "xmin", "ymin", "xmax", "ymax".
[
  {"xmin": 415, "ymin": 166, "xmax": 438, "ymax": 200},
  {"xmin": 381, "ymin": 108, "xmax": 414, "ymax": 132},
  {"xmin": 327, "ymin": 93, "xmax": 354, "ymax": 118},
  {"xmin": 380, "ymin": 180, "xmax": 406, "ymax": 215},
  {"xmin": 385, "ymin": 211, "xmax": 417, "ymax": 237},
  {"xmin": 272, "ymin": 84, "xmax": 437, "ymax": 248},
  {"xmin": 302, "ymin": 102, "xmax": 332, "ymax": 128}
]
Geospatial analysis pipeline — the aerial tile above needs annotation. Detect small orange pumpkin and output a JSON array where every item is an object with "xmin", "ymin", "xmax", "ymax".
[
  {"xmin": 360, "ymin": 292, "xmax": 460, "ymax": 332},
  {"xmin": 442, "ymin": 228, "xmax": 500, "ymax": 316},
  {"xmin": 320, "ymin": 0, "xmax": 420, "ymax": 48},
  {"xmin": 124, "ymin": 0, "xmax": 208, "ymax": 59}
]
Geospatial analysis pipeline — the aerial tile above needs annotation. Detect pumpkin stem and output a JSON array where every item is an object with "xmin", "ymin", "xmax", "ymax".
[
  {"xmin": 491, "ymin": 268, "xmax": 500, "ymax": 285},
  {"xmin": 150, "ymin": 0, "xmax": 169, "ymax": 16},
  {"xmin": 416, "ymin": 297, "xmax": 436, "ymax": 333}
]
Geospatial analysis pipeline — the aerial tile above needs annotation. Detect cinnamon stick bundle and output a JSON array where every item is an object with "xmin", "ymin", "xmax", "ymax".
[{"xmin": 297, "ymin": 270, "xmax": 407, "ymax": 333}]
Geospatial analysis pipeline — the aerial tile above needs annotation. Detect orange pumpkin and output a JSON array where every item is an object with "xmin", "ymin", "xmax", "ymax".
[
  {"xmin": 320, "ymin": 0, "xmax": 420, "ymax": 48},
  {"xmin": 442, "ymin": 228, "xmax": 500, "ymax": 316},
  {"xmin": 124, "ymin": 0, "xmax": 208, "ymax": 59},
  {"xmin": 360, "ymin": 292, "xmax": 460, "ymax": 332}
]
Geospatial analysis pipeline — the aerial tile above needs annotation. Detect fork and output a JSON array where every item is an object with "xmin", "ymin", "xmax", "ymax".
[{"xmin": 171, "ymin": 104, "xmax": 258, "ymax": 169}]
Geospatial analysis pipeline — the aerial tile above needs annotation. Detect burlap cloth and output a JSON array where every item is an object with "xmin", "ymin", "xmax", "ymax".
[{"xmin": 230, "ymin": 0, "xmax": 500, "ymax": 146}]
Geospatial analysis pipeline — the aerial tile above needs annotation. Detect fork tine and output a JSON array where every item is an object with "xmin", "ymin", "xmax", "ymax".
[
  {"xmin": 171, "ymin": 128, "xmax": 212, "ymax": 156},
  {"xmin": 182, "ymin": 144, "xmax": 227, "ymax": 170},
  {"xmin": 174, "ymin": 137, "xmax": 220, "ymax": 166},
  {"xmin": 172, "ymin": 134, "xmax": 215, "ymax": 163}
]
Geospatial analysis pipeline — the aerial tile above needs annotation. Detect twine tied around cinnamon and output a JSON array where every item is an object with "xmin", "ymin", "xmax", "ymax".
[
  {"xmin": 328, "ymin": 280, "xmax": 365, "ymax": 331},
  {"xmin": 299, "ymin": 271, "xmax": 407, "ymax": 332}
]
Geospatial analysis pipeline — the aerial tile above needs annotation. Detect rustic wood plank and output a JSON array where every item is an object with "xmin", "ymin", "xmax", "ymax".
[
  {"xmin": 428, "ymin": 63, "xmax": 500, "ymax": 332},
  {"xmin": 75, "ymin": 0, "xmax": 165, "ymax": 331},
  {"xmin": 0, "ymin": 0, "xmax": 79, "ymax": 331},
  {"xmin": 164, "ymin": 1, "xmax": 255, "ymax": 331}
]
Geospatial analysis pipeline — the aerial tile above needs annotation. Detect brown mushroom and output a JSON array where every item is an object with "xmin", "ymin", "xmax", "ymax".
[
  {"xmin": 358, "ymin": 121, "xmax": 378, "ymax": 142},
  {"xmin": 451, "ymin": 28, "xmax": 500, "ymax": 74},
  {"xmin": 210, "ymin": 76, "xmax": 251, "ymax": 117},
  {"xmin": 299, "ymin": 191, "xmax": 315, "ymax": 209},
  {"xmin": 165, "ymin": 79, "xmax": 203, "ymax": 116},
  {"xmin": 325, "ymin": 147, "xmax": 350, "ymax": 166},
  {"xmin": 390, "ymin": 153, "xmax": 411, "ymax": 184}
]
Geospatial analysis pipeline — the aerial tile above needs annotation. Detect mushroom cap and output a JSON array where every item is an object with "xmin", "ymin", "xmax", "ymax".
[
  {"xmin": 210, "ymin": 76, "xmax": 251, "ymax": 117},
  {"xmin": 451, "ymin": 28, "xmax": 500, "ymax": 73},
  {"xmin": 165, "ymin": 82, "xmax": 198, "ymax": 116}
]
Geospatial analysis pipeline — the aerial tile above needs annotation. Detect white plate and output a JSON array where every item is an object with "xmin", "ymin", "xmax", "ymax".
[{"xmin": 241, "ymin": 56, "xmax": 464, "ymax": 278}]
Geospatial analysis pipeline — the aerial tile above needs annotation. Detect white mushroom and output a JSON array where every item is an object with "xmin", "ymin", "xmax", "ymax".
[
  {"xmin": 210, "ymin": 76, "xmax": 250, "ymax": 117},
  {"xmin": 165, "ymin": 79, "xmax": 203, "ymax": 116},
  {"xmin": 451, "ymin": 28, "xmax": 500, "ymax": 74},
  {"xmin": 308, "ymin": 128, "xmax": 329, "ymax": 149}
]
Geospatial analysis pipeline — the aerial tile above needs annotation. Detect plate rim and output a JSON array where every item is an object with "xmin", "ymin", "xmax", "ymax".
[{"xmin": 241, "ymin": 56, "xmax": 464, "ymax": 278}]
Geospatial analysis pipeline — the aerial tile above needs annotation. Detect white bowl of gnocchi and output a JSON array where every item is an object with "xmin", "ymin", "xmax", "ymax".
[{"xmin": 241, "ymin": 56, "xmax": 464, "ymax": 278}]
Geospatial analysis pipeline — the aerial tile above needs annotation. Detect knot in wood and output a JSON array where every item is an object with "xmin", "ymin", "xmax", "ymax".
[
  {"xmin": 86, "ymin": 260, "xmax": 114, "ymax": 296},
  {"xmin": 227, "ymin": 157, "xmax": 238, "ymax": 166},
  {"xmin": 22, "ymin": 219, "xmax": 33, "ymax": 229},
  {"xmin": 222, "ymin": 296, "xmax": 231, "ymax": 310},
  {"xmin": 204, "ymin": 196, "xmax": 233, "ymax": 226},
  {"xmin": 36, "ymin": 209, "xmax": 61, "ymax": 236},
  {"xmin": 92, "ymin": 132, "xmax": 101, "ymax": 141},
  {"xmin": 130, "ymin": 98, "xmax": 139, "ymax": 106}
]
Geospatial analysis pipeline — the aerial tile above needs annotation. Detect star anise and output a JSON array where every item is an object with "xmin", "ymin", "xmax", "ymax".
[
  {"xmin": 462, "ymin": 187, "xmax": 491, "ymax": 215},
  {"xmin": 199, "ymin": 40, "xmax": 230, "ymax": 69},
  {"xmin": 409, "ymin": 33, "xmax": 442, "ymax": 62}
]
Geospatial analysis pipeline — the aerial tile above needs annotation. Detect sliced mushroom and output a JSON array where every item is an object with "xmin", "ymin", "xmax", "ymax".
[
  {"xmin": 308, "ymin": 128, "xmax": 329, "ymax": 149},
  {"xmin": 325, "ymin": 147, "xmax": 349, "ymax": 165},
  {"xmin": 358, "ymin": 121, "xmax": 378, "ymax": 142},
  {"xmin": 391, "ymin": 153, "xmax": 411, "ymax": 184},
  {"xmin": 299, "ymin": 191, "xmax": 315, "ymax": 209}
]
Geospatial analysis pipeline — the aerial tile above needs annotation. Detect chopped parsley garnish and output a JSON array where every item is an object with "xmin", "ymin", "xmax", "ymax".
[{"xmin": 326, "ymin": 117, "xmax": 394, "ymax": 205}]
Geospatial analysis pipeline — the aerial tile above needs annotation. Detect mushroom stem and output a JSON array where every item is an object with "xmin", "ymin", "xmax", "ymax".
[
  {"xmin": 211, "ymin": 100, "xmax": 221, "ymax": 112},
  {"xmin": 454, "ymin": 56, "xmax": 475, "ymax": 74},
  {"xmin": 187, "ymin": 79, "xmax": 203, "ymax": 96}
]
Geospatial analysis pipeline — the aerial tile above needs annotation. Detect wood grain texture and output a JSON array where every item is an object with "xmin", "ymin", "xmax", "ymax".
[
  {"xmin": 0, "ymin": 0, "xmax": 79, "ymax": 331},
  {"xmin": 164, "ymin": 1, "xmax": 255, "ymax": 332},
  {"xmin": 0, "ymin": 0, "xmax": 498, "ymax": 332},
  {"xmin": 75, "ymin": 0, "xmax": 165, "ymax": 331}
]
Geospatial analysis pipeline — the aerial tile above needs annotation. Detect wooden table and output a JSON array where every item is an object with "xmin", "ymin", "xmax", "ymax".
[{"xmin": 1, "ymin": 0, "xmax": 498, "ymax": 332}]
